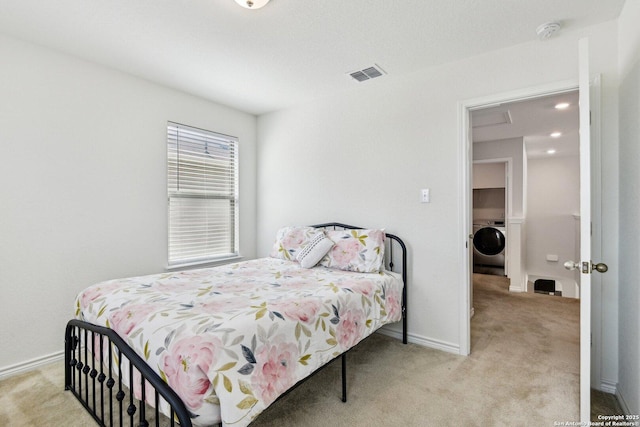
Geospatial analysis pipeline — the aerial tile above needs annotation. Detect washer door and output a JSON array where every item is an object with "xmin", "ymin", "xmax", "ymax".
[{"xmin": 473, "ymin": 227, "xmax": 506, "ymax": 256}]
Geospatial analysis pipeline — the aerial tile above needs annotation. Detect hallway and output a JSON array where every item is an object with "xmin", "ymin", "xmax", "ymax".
[{"xmin": 472, "ymin": 273, "xmax": 622, "ymax": 420}]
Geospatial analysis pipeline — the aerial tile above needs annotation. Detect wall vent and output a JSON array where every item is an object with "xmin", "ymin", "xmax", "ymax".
[{"xmin": 348, "ymin": 64, "xmax": 386, "ymax": 82}]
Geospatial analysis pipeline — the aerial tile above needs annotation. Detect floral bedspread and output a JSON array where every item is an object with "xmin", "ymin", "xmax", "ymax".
[{"xmin": 76, "ymin": 257, "xmax": 404, "ymax": 427}]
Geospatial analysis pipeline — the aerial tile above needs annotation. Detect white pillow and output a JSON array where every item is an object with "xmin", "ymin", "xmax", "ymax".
[{"xmin": 296, "ymin": 232, "xmax": 335, "ymax": 268}]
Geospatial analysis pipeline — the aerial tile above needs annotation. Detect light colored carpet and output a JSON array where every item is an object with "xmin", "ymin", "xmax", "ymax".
[
  {"xmin": 2, "ymin": 273, "xmax": 616, "ymax": 426},
  {"xmin": 0, "ymin": 362, "xmax": 96, "ymax": 427}
]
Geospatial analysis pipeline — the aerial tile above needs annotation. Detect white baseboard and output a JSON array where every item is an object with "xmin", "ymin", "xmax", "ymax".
[
  {"xmin": 600, "ymin": 379, "xmax": 618, "ymax": 395},
  {"xmin": 509, "ymin": 283, "xmax": 525, "ymax": 292},
  {"xmin": 377, "ymin": 326, "xmax": 460, "ymax": 355},
  {"xmin": 616, "ymin": 388, "xmax": 631, "ymax": 415},
  {"xmin": 598, "ymin": 380, "xmax": 632, "ymax": 415},
  {"xmin": 0, "ymin": 351, "xmax": 64, "ymax": 380}
]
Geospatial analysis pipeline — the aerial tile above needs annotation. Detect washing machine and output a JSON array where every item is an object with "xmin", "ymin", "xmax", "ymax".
[{"xmin": 473, "ymin": 220, "xmax": 507, "ymax": 268}]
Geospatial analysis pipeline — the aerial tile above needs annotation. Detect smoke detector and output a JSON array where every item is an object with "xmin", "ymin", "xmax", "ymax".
[
  {"xmin": 234, "ymin": 0, "xmax": 270, "ymax": 9},
  {"xmin": 536, "ymin": 22, "xmax": 561, "ymax": 40}
]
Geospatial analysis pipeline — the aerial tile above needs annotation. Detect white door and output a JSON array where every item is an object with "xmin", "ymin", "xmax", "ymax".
[
  {"xmin": 571, "ymin": 37, "xmax": 608, "ymax": 423},
  {"xmin": 577, "ymin": 36, "xmax": 593, "ymax": 424}
]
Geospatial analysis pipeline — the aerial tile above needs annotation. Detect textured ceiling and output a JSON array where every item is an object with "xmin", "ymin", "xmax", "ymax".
[{"xmin": 0, "ymin": 0, "xmax": 625, "ymax": 115}]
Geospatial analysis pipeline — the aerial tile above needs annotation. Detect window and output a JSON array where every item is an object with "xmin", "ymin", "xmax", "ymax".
[{"xmin": 167, "ymin": 122, "xmax": 239, "ymax": 266}]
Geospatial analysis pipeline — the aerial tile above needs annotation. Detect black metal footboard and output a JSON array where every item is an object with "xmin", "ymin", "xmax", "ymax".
[{"xmin": 65, "ymin": 319, "xmax": 193, "ymax": 427}]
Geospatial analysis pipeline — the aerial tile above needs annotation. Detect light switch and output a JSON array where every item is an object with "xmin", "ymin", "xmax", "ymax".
[{"xmin": 421, "ymin": 188, "xmax": 430, "ymax": 203}]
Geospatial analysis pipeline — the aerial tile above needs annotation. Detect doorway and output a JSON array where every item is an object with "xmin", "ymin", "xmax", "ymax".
[
  {"xmin": 465, "ymin": 87, "xmax": 583, "ymax": 421},
  {"xmin": 459, "ymin": 77, "xmax": 605, "ymax": 422},
  {"xmin": 471, "ymin": 90, "xmax": 580, "ymax": 297},
  {"xmin": 457, "ymin": 80, "xmax": 585, "ymax": 356}
]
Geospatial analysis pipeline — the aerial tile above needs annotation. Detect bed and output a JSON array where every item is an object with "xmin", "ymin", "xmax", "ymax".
[{"xmin": 65, "ymin": 223, "xmax": 407, "ymax": 427}]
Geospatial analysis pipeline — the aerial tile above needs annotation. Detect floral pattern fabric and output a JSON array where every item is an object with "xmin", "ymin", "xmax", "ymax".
[
  {"xmin": 76, "ymin": 257, "xmax": 404, "ymax": 427},
  {"xmin": 320, "ymin": 229, "xmax": 386, "ymax": 273},
  {"xmin": 268, "ymin": 226, "xmax": 319, "ymax": 261}
]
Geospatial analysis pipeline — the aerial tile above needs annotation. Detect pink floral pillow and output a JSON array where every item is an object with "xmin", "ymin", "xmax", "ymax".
[
  {"xmin": 269, "ymin": 226, "xmax": 319, "ymax": 262},
  {"xmin": 319, "ymin": 229, "xmax": 386, "ymax": 273}
]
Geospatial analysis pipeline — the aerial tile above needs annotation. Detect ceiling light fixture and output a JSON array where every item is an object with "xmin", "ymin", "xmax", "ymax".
[
  {"xmin": 547, "ymin": 149, "xmax": 557, "ymax": 154},
  {"xmin": 550, "ymin": 132, "xmax": 562, "ymax": 138},
  {"xmin": 234, "ymin": 0, "xmax": 270, "ymax": 9},
  {"xmin": 555, "ymin": 102, "xmax": 570, "ymax": 110}
]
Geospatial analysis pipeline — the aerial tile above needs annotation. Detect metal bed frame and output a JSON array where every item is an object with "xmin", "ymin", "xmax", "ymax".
[{"xmin": 65, "ymin": 223, "xmax": 408, "ymax": 427}]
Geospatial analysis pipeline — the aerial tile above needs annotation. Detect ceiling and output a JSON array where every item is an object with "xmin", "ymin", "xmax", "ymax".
[
  {"xmin": 472, "ymin": 90, "xmax": 580, "ymax": 159},
  {"xmin": 0, "ymin": 0, "xmax": 625, "ymax": 115}
]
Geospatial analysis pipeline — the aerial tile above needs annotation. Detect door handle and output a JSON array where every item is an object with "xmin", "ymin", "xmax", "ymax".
[
  {"xmin": 563, "ymin": 261, "xmax": 581, "ymax": 270},
  {"xmin": 564, "ymin": 260, "xmax": 608, "ymax": 274},
  {"xmin": 592, "ymin": 262, "xmax": 608, "ymax": 273}
]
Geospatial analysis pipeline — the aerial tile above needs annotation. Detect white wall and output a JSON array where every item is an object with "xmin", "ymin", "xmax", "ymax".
[
  {"xmin": 257, "ymin": 21, "xmax": 620, "ymax": 360},
  {"xmin": 525, "ymin": 156, "xmax": 580, "ymax": 297},
  {"xmin": 617, "ymin": 0, "xmax": 640, "ymax": 415},
  {"xmin": 0, "ymin": 34, "xmax": 258, "ymax": 371}
]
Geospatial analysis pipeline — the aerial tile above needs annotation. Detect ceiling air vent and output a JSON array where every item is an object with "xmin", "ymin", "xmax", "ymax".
[
  {"xmin": 348, "ymin": 64, "xmax": 386, "ymax": 82},
  {"xmin": 472, "ymin": 109, "xmax": 513, "ymax": 128}
]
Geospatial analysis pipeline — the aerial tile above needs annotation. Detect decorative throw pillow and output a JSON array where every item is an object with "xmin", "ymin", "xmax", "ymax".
[
  {"xmin": 296, "ymin": 232, "xmax": 335, "ymax": 268},
  {"xmin": 320, "ymin": 229, "xmax": 386, "ymax": 273},
  {"xmin": 269, "ymin": 226, "xmax": 318, "ymax": 262}
]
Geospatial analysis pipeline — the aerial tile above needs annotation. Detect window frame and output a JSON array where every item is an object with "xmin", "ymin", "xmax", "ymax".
[{"xmin": 166, "ymin": 122, "xmax": 240, "ymax": 268}]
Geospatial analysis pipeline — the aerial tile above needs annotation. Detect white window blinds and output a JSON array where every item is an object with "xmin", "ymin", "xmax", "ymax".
[{"xmin": 167, "ymin": 122, "xmax": 239, "ymax": 266}]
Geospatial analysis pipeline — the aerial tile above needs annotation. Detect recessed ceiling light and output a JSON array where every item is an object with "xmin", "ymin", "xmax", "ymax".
[
  {"xmin": 547, "ymin": 149, "xmax": 557, "ymax": 154},
  {"xmin": 550, "ymin": 132, "xmax": 562, "ymax": 138},
  {"xmin": 555, "ymin": 102, "xmax": 570, "ymax": 110}
]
